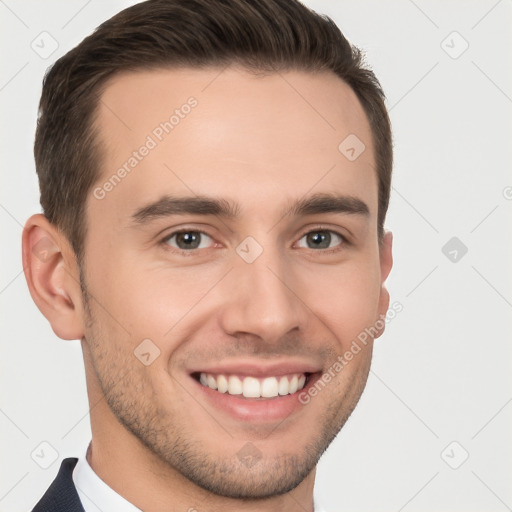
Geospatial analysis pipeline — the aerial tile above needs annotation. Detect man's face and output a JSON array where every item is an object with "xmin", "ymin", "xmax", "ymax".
[{"xmin": 81, "ymin": 66, "xmax": 391, "ymax": 497}]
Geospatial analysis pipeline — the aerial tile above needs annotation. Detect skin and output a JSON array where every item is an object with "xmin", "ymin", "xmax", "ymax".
[{"xmin": 23, "ymin": 66, "xmax": 393, "ymax": 512}]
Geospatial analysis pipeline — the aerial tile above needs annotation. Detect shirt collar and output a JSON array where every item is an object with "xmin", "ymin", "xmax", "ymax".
[{"xmin": 72, "ymin": 442, "xmax": 142, "ymax": 512}]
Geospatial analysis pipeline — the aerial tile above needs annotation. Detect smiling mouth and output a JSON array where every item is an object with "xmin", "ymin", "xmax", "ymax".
[{"xmin": 193, "ymin": 372, "xmax": 310, "ymax": 399}]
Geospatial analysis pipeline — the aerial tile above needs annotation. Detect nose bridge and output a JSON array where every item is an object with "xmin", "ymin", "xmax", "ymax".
[{"xmin": 219, "ymin": 241, "xmax": 306, "ymax": 343}]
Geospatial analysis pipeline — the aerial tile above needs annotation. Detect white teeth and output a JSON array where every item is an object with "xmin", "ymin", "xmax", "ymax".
[
  {"xmin": 289, "ymin": 375, "xmax": 298, "ymax": 394},
  {"xmin": 228, "ymin": 375, "xmax": 243, "ymax": 395},
  {"xmin": 198, "ymin": 372, "xmax": 307, "ymax": 398},
  {"xmin": 261, "ymin": 377, "xmax": 279, "ymax": 398},
  {"xmin": 278, "ymin": 376, "xmax": 289, "ymax": 396},
  {"xmin": 206, "ymin": 374, "xmax": 217, "ymax": 390},
  {"xmin": 243, "ymin": 377, "xmax": 260, "ymax": 398},
  {"xmin": 217, "ymin": 374, "xmax": 228, "ymax": 393}
]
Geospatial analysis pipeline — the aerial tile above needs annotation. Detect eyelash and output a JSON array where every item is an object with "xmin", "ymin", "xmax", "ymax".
[{"xmin": 159, "ymin": 226, "xmax": 349, "ymax": 256}]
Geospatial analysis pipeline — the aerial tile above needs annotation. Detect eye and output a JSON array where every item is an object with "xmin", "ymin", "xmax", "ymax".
[
  {"xmin": 296, "ymin": 229, "xmax": 346, "ymax": 251},
  {"xmin": 162, "ymin": 230, "xmax": 214, "ymax": 251}
]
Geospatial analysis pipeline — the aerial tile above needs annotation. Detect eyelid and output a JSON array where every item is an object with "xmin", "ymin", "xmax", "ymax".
[
  {"xmin": 160, "ymin": 228, "xmax": 216, "ymax": 251},
  {"xmin": 294, "ymin": 225, "xmax": 350, "ymax": 251},
  {"xmin": 296, "ymin": 224, "xmax": 349, "ymax": 241},
  {"xmin": 159, "ymin": 224, "xmax": 350, "ymax": 256}
]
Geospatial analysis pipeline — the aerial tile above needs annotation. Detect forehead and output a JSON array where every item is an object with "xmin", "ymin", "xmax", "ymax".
[{"xmin": 91, "ymin": 66, "xmax": 377, "ymax": 224}]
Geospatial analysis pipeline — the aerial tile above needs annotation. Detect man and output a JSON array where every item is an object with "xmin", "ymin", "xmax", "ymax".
[{"xmin": 22, "ymin": 0, "xmax": 393, "ymax": 510}]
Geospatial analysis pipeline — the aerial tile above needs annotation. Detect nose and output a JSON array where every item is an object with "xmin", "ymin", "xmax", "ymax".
[{"xmin": 218, "ymin": 244, "xmax": 309, "ymax": 345}]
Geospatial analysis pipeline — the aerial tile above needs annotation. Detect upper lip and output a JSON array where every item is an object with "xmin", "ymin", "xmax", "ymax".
[{"xmin": 188, "ymin": 359, "xmax": 321, "ymax": 378}]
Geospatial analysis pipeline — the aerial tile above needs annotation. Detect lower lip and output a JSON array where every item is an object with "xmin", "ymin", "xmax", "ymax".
[{"xmin": 192, "ymin": 375, "xmax": 317, "ymax": 423}]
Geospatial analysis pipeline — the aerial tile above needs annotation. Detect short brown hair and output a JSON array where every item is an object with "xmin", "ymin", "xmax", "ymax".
[{"xmin": 35, "ymin": 0, "xmax": 392, "ymax": 264}]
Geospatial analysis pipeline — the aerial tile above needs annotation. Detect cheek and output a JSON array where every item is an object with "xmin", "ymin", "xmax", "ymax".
[
  {"xmin": 295, "ymin": 258, "xmax": 382, "ymax": 346},
  {"xmin": 88, "ymin": 254, "xmax": 224, "ymax": 345}
]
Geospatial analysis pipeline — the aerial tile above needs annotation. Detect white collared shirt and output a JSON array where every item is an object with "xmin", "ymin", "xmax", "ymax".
[
  {"xmin": 72, "ymin": 443, "xmax": 142, "ymax": 512},
  {"xmin": 73, "ymin": 441, "xmax": 328, "ymax": 512}
]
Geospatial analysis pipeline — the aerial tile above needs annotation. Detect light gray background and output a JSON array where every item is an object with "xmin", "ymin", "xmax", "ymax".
[{"xmin": 1, "ymin": 1, "xmax": 511, "ymax": 511}]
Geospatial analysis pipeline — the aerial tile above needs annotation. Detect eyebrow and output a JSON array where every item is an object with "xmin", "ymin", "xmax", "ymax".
[{"xmin": 130, "ymin": 192, "xmax": 370, "ymax": 225}]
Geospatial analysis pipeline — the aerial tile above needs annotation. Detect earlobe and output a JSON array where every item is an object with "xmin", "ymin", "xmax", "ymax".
[
  {"xmin": 22, "ymin": 214, "xmax": 85, "ymax": 340},
  {"xmin": 375, "ymin": 230, "xmax": 394, "ymax": 339}
]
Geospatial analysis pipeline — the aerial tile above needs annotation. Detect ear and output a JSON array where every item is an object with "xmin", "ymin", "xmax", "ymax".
[
  {"xmin": 22, "ymin": 214, "xmax": 85, "ymax": 340},
  {"xmin": 374, "ymin": 230, "xmax": 393, "ymax": 339}
]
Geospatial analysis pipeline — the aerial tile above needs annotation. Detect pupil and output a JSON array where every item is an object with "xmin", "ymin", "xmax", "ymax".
[
  {"xmin": 309, "ymin": 231, "xmax": 330, "ymax": 249},
  {"xmin": 178, "ymin": 232, "xmax": 199, "ymax": 249}
]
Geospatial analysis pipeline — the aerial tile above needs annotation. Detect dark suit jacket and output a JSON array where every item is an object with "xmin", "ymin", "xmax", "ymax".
[{"xmin": 31, "ymin": 458, "xmax": 85, "ymax": 512}]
